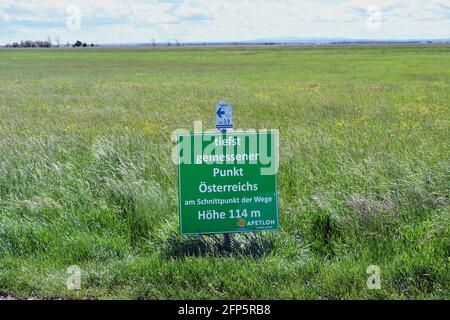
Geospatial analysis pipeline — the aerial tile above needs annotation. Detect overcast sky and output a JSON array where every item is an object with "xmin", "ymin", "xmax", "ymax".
[{"xmin": 0, "ymin": 0, "xmax": 449, "ymax": 45}]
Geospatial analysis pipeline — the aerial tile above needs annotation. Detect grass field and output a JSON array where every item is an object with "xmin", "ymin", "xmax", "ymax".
[{"xmin": 0, "ymin": 46, "xmax": 448, "ymax": 299}]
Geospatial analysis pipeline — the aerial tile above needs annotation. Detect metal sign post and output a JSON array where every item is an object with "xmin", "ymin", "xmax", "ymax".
[{"xmin": 216, "ymin": 100, "xmax": 233, "ymax": 251}]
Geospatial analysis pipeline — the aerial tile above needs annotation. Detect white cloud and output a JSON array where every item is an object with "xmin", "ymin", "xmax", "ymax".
[{"xmin": 0, "ymin": 0, "xmax": 449, "ymax": 44}]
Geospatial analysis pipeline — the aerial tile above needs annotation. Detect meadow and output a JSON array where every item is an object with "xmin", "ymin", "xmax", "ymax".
[{"xmin": 0, "ymin": 45, "xmax": 448, "ymax": 299}]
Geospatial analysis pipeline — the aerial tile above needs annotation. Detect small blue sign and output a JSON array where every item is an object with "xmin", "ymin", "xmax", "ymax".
[{"xmin": 215, "ymin": 101, "xmax": 233, "ymax": 131}]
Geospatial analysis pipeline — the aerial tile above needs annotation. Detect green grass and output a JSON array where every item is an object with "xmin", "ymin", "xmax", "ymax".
[{"xmin": 0, "ymin": 46, "xmax": 448, "ymax": 299}]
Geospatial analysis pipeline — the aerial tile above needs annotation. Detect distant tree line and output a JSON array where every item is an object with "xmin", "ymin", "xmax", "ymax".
[
  {"xmin": 72, "ymin": 40, "xmax": 95, "ymax": 48},
  {"xmin": 6, "ymin": 40, "xmax": 52, "ymax": 48},
  {"xmin": 5, "ymin": 39, "xmax": 96, "ymax": 48}
]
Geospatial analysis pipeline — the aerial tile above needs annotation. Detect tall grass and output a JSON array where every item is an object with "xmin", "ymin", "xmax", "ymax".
[{"xmin": 0, "ymin": 46, "xmax": 448, "ymax": 299}]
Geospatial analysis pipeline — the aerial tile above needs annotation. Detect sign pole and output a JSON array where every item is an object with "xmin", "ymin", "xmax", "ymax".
[
  {"xmin": 222, "ymin": 127, "xmax": 232, "ymax": 251},
  {"xmin": 216, "ymin": 100, "xmax": 233, "ymax": 251}
]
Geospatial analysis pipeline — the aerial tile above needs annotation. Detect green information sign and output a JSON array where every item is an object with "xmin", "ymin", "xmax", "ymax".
[{"xmin": 177, "ymin": 131, "xmax": 279, "ymax": 235}]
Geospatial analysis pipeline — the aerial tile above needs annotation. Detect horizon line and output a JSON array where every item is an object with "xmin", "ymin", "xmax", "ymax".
[{"xmin": 3, "ymin": 37, "xmax": 450, "ymax": 47}]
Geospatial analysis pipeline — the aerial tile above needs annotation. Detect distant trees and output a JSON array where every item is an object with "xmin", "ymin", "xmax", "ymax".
[
  {"xmin": 72, "ymin": 40, "xmax": 83, "ymax": 47},
  {"xmin": 72, "ymin": 40, "xmax": 95, "ymax": 48},
  {"xmin": 5, "ymin": 40, "xmax": 52, "ymax": 48},
  {"xmin": 5, "ymin": 39, "xmax": 96, "ymax": 49}
]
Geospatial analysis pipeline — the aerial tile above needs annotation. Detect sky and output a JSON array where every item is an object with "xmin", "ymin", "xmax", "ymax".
[{"xmin": 0, "ymin": 0, "xmax": 449, "ymax": 45}]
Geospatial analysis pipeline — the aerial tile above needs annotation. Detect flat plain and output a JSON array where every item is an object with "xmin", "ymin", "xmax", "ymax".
[{"xmin": 0, "ymin": 45, "xmax": 448, "ymax": 299}]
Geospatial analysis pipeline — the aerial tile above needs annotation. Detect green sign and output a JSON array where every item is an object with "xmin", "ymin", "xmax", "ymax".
[{"xmin": 177, "ymin": 131, "xmax": 279, "ymax": 235}]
